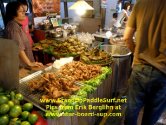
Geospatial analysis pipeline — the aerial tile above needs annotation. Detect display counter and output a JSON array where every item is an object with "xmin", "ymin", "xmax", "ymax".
[
  {"xmin": 18, "ymin": 48, "xmax": 131, "ymax": 125},
  {"xmin": 19, "ymin": 61, "xmax": 113, "ymax": 125},
  {"xmin": 47, "ymin": 75, "xmax": 112, "ymax": 125},
  {"xmin": 32, "ymin": 35, "xmax": 132, "ymax": 96}
]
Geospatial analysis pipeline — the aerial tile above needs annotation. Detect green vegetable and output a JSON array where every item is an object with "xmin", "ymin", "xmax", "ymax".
[
  {"xmin": 83, "ymin": 67, "xmax": 112, "ymax": 87},
  {"xmin": 76, "ymin": 90, "xmax": 88, "ymax": 97},
  {"xmin": 81, "ymin": 85, "xmax": 96, "ymax": 94}
]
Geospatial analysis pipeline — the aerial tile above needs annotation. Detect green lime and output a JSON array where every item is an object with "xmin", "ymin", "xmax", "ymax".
[
  {"xmin": 28, "ymin": 114, "xmax": 38, "ymax": 124},
  {"xmin": 0, "ymin": 96, "xmax": 9, "ymax": 105},
  {"xmin": 10, "ymin": 91, "xmax": 16, "ymax": 100},
  {"xmin": 0, "ymin": 115, "xmax": 9, "ymax": 125},
  {"xmin": 22, "ymin": 103, "xmax": 33, "ymax": 111},
  {"xmin": 0, "ymin": 93, "xmax": 5, "ymax": 96},
  {"xmin": 21, "ymin": 111, "xmax": 30, "ymax": 120},
  {"xmin": 15, "ymin": 93, "xmax": 24, "ymax": 101},
  {"xmin": 21, "ymin": 121, "xmax": 31, "ymax": 125},
  {"xmin": 9, "ymin": 118, "xmax": 21, "ymax": 125},
  {"xmin": 0, "ymin": 87, "xmax": 4, "ymax": 93},
  {"xmin": 8, "ymin": 101, "xmax": 15, "ymax": 108},
  {"xmin": 9, "ymin": 105, "xmax": 22, "ymax": 118},
  {"xmin": 6, "ymin": 94, "xmax": 11, "ymax": 99},
  {"xmin": 12, "ymin": 99, "xmax": 20, "ymax": 105},
  {"xmin": 0, "ymin": 104, "xmax": 10, "ymax": 115}
]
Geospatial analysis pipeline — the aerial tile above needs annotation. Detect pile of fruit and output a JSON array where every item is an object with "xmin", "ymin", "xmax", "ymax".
[{"xmin": 0, "ymin": 87, "xmax": 39, "ymax": 125}]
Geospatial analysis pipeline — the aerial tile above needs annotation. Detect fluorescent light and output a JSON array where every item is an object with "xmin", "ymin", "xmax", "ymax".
[{"xmin": 69, "ymin": 0, "xmax": 94, "ymax": 10}]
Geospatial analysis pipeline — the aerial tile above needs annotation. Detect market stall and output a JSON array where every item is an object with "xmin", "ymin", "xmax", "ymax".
[
  {"xmin": 0, "ymin": 1, "xmax": 133, "ymax": 125},
  {"xmin": 0, "ymin": 37, "xmax": 116, "ymax": 124},
  {"xmin": 0, "ymin": 0, "xmax": 165, "ymax": 124},
  {"xmin": 19, "ymin": 62, "xmax": 112, "ymax": 125},
  {"xmin": 18, "ymin": 32, "xmax": 133, "ymax": 125},
  {"xmin": 32, "ymin": 30, "xmax": 132, "ymax": 95}
]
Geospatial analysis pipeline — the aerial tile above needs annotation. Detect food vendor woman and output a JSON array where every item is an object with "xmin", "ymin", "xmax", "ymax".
[{"xmin": 5, "ymin": 1, "xmax": 43, "ymax": 69}]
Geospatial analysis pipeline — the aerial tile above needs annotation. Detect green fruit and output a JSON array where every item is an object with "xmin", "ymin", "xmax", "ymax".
[
  {"xmin": 9, "ymin": 118, "xmax": 21, "ymax": 125},
  {"xmin": 21, "ymin": 121, "xmax": 31, "ymax": 125},
  {"xmin": 0, "ymin": 87, "xmax": 4, "ymax": 93},
  {"xmin": 8, "ymin": 101, "xmax": 15, "ymax": 108},
  {"xmin": 12, "ymin": 99, "xmax": 20, "ymax": 105},
  {"xmin": 0, "ymin": 104, "xmax": 10, "ymax": 115},
  {"xmin": 6, "ymin": 94, "xmax": 11, "ymax": 99},
  {"xmin": 0, "ymin": 93, "xmax": 5, "ymax": 96},
  {"xmin": 0, "ymin": 96, "xmax": 9, "ymax": 105},
  {"xmin": 15, "ymin": 93, "xmax": 24, "ymax": 101},
  {"xmin": 9, "ymin": 105, "xmax": 22, "ymax": 118},
  {"xmin": 21, "ymin": 111, "xmax": 30, "ymax": 120},
  {"xmin": 0, "ymin": 115, "xmax": 9, "ymax": 125},
  {"xmin": 23, "ymin": 103, "xmax": 33, "ymax": 111},
  {"xmin": 28, "ymin": 114, "xmax": 38, "ymax": 124},
  {"xmin": 10, "ymin": 91, "xmax": 16, "ymax": 100}
]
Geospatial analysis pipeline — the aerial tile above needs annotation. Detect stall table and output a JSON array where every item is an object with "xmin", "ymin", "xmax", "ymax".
[{"xmin": 47, "ymin": 74, "xmax": 113, "ymax": 125}]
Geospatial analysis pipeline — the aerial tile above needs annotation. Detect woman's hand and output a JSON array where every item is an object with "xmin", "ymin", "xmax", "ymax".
[{"xmin": 29, "ymin": 62, "xmax": 43, "ymax": 67}]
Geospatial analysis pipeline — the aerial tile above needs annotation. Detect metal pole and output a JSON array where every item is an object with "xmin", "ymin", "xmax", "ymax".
[
  {"xmin": 101, "ymin": 8, "xmax": 106, "ymax": 29},
  {"xmin": 64, "ymin": 0, "xmax": 68, "ymax": 18}
]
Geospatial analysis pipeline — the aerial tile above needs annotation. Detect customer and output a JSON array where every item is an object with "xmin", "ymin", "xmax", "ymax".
[
  {"xmin": 110, "ymin": 13, "xmax": 118, "ymax": 28},
  {"xmin": 116, "ymin": 0, "xmax": 122, "ymax": 13},
  {"xmin": 123, "ymin": 0, "xmax": 166, "ymax": 125},
  {"xmin": 19, "ymin": 0, "xmax": 34, "ymax": 47},
  {"xmin": 5, "ymin": 1, "xmax": 43, "ymax": 68},
  {"xmin": 114, "ymin": 2, "xmax": 131, "ymax": 28}
]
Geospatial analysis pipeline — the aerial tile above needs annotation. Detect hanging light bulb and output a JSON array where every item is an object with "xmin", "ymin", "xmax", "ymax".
[
  {"xmin": 76, "ymin": 6, "xmax": 86, "ymax": 15},
  {"xmin": 69, "ymin": 0, "xmax": 94, "ymax": 15}
]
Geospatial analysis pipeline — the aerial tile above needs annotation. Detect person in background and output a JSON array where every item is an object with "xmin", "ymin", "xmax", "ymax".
[
  {"xmin": 110, "ymin": 13, "xmax": 118, "ymax": 28},
  {"xmin": 19, "ymin": 0, "xmax": 34, "ymax": 47},
  {"xmin": 123, "ymin": 0, "xmax": 166, "ymax": 125},
  {"xmin": 114, "ymin": 2, "xmax": 131, "ymax": 28},
  {"xmin": 5, "ymin": 1, "xmax": 43, "ymax": 69},
  {"xmin": 116, "ymin": 0, "xmax": 122, "ymax": 13},
  {"xmin": 125, "ymin": 1, "xmax": 131, "ymax": 16}
]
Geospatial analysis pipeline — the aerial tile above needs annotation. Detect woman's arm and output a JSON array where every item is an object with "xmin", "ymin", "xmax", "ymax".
[{"xmin": 19, "ymin": 50, "xmax": 43, "ymax": 67}]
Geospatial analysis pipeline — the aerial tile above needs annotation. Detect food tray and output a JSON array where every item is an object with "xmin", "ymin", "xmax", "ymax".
[
  {"xmin": 80, "ymin": 58, "xmax": 113, "ymax": 66},
  {"xmin": 19, "ymin": 67, "xmax": 81, "ymax": 111},
  {"xmin": 19, "ymin": 70, "xmax": 49, "ymax": 111}
]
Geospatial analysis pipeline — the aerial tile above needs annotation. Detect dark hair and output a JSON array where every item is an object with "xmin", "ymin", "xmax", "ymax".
[
  {"xmin": 113, "ymin": 13, "xmax": 118, "ymax": 18},
  {"xmin": 123, "ymin": 2, "xmax": 130, "ymax": 10},
  {"xmin": 117, "ymin": 0, "xmax": 122, "ymax": 4},
  {"xmin": 5, "ymin": 1, "xmax": 23, "ymax": 25},
  {"xmin": 18, "ymin": 0, "xmax": 28, "ymax": 11}
]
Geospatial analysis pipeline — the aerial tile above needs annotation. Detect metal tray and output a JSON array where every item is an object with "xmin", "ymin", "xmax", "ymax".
[
  {"xmin": 19, "ymin": 70, "xmax": 47, "ymax": 111},
  {"xmin": 19, "ymin": 67, "xmax": 82, "ymax": 111}
]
